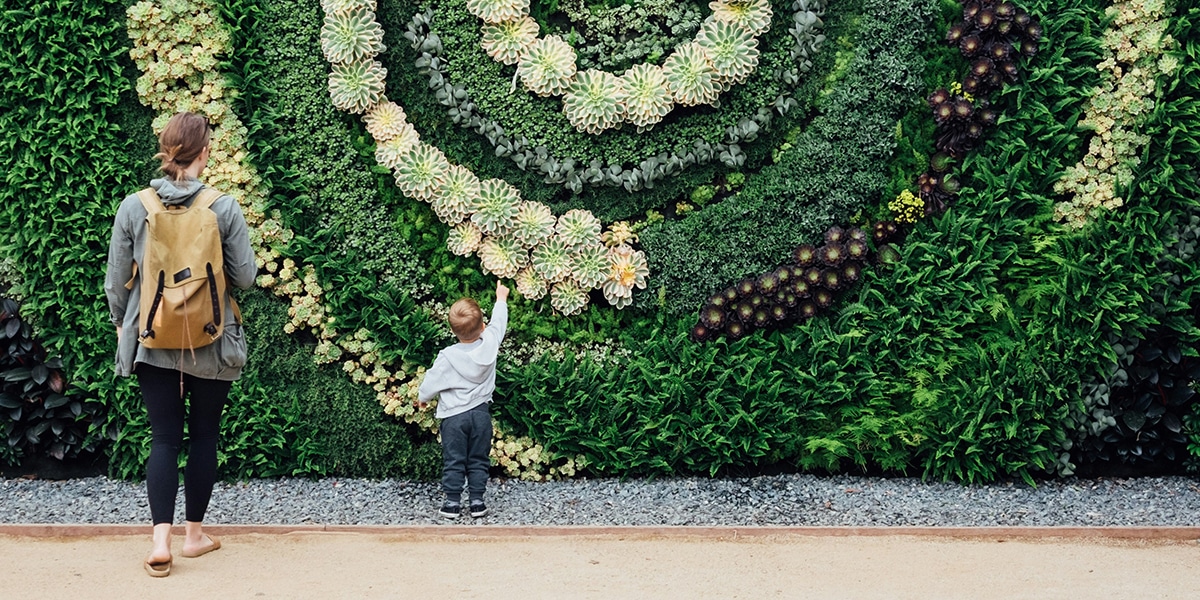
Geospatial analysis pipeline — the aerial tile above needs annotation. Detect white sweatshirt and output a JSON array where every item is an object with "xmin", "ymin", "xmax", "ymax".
[{"xmin": 417, "ymin": 300, "xmax": 508, "ymax": 419}]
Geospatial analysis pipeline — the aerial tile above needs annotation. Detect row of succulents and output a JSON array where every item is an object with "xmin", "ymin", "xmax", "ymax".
[
  {"xmin": 403, "ymin": 0, "xmax": 827, "ymax": 192},
  {"xmin": 689, "ymin": 222, "xmax": 905, "ymax": 341},
  {"xmin": 324, "ymin": 1, "xmax": 651, "ymax": 315},
  {"xmin": 469, "ymin": 0, "xmax": 773, "ymax": 133},
  {"xmin": 691, "ymin": 0, "xmax": 1044, "ymax": 341}
]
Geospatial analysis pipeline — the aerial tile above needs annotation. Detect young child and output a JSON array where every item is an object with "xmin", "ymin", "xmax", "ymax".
[{"xmin": 417, "ymin": 280, "xmax": 509, "ymax": 518}]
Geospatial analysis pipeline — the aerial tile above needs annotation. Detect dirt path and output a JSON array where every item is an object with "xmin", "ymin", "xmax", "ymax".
[{"xmin": 3, "ymin": 532, "xmax": 1198, "ymax": 599}]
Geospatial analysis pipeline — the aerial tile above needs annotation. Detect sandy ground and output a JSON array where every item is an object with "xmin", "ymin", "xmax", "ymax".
[{"xmin": 3, "ymin": 532, "xmax": 1199, "ymax": 599}]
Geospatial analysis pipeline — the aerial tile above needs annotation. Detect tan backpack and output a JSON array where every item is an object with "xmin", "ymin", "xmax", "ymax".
[{"xmin": 131, "ymin": 187, "xmax": 238, "ymax": 350}]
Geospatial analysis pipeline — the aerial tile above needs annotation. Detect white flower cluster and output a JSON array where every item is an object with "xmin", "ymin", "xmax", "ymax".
[
  {"xmin": 1053, "ymin": 0, "xmax": 1176, "ymax": 228},
  {"xmin": 127, "ymin": 0, "xmax": 290, "ymax": 273},
  {"xmin": 466, "ymin": 0, "xmax": 771, "ymax": 132}
]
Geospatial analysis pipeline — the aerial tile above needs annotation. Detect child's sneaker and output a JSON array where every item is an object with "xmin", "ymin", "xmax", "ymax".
[
  {"xmin": 438, "ymin": 500, "xmax": 462, "ymax": 519},
  {"xmin": 469, "ymin": 500, "xmax": 488, "ymax": 518}
]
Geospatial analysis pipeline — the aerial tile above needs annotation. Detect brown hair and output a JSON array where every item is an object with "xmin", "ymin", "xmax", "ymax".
[
  {"xmin": 449, "ymin": 298, "xmax": 484, "ymax": 341},
  {"xmin": 154, "ymin": 112, "xmax": 211, "ymax": 182}
]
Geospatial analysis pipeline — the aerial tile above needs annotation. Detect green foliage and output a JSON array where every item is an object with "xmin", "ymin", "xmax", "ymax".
[{"xmin": 0, "ymin": 0, "xmax": 155, "ymax": 476}]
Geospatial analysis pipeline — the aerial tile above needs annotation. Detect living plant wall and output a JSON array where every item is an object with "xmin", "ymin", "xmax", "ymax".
[{"xmin": 1, "ymin": 0, "xmax": 1197, "ymax": 483}]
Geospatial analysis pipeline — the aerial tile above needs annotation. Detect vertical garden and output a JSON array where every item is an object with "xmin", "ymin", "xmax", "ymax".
[{"xmin": 1, "ymin": 0, "xmax": 1196, "ymax": 483}]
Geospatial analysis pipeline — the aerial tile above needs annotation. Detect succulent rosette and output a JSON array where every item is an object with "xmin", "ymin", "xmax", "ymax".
[
  {"xmin": 602, "ymin": 245, "xmax": 650, "ymax": 309},
  {"xmin": 465, "ymin": 0, "xmax": 530, "ymax": 24},
  {"xmin": 562, "ymin": 69, "xmax": 628, "ymax": 134},
  {"xmin": 696, "ymin": 18, "xmax": 760, "ymax": 84},
  {"xmin": 550, "ymin": 280, "xmax": 589, "ymax": 316},
  {"xmin": 372, "ymin": 123, "xmax": 419, "ymax": 168},
  {"xmin": 516, "ymin": 35, "xmax": 578, "ymax": 97},
  {"xmin": 480, "ymin": 16, "xmax": 539, "ymax": 65},
  {"xmin": 515, "ymin": 266, "xmax": 549, "ymax": 301},
  {"xmin": 708, "ymin": 0, "xmax": 773, "ymax": 36},
  {"xmin": 530, "ymin": 236, "xmax": 572, "ymax": 283},
  {"xmin": 328, "ymin": 59, "xmax": 387, "ymax": 114},
  {"xmin": 511, "ymin": 201, "xmax": 557, "ymax": 248},
  {"xmin": 430, "ymin": 165, "xmax": 481, "ymax": 225},
  {"xmin": 619, "ymin": 64, "xmax": 674, "ymax": 130},
  {"xmin": 447, "ymin": 221, "xmax": 484, "ymax": 256},
  {"xmin": 470, "ymin": 178, "xmax": 522, "ymax": 236},
  {"xmin": 320, "ymin": 8, "xmax": 385, "ymax": 64},
  {"xmin": 555, "ymin": 209, "xmax": 603, "ymax": 249},
  {"xmin": 569, "ymin": 243, "xmax": 610, "ymax": 289},
  {"xmin": 662, "ymin": 42, "xmax": 721, "ymax": 106},
  {"xmin": 393, "ymin": 142, "xmax": 449, "ymax": 200},
  {"xmin": 362, "ymin": 101, "xmax": 408, "ymax": 141},
  {"xmin": 601, "ymin": 221, "xmax": 638, "ymax": 247},
  {"xmin": 478, "ymin": 236, "xmax": 528, "ymax": 278}
]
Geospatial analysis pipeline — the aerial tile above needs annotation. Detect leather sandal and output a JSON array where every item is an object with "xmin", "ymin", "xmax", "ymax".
[
  {"xmin": 144, "ymin": 556, "xmax": 172, "ymax": 578},
  {"xmin": 181, "ymin": 535, "xmax": 221, "ymax": 558}
]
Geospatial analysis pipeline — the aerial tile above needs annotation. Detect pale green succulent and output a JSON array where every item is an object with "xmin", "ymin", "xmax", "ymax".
[
  {"xmin": 662, "ymin": 42, "xmax": 720, "ymax": 106},
  {"xmin": 393, "ymin": 142, "xmax": 449, "ymax": 200},
  {"xmin": 320, "ymin": 8, "xmax": 385, "ymax": 64},
  {"xmin": 466, "ymin": 0, "xmax": 530, "ymax": 24},
  {"xmin": 696, "ymin": 18, "xmax": 760, "ymax": 83},
  {"xmin": 478, "ymin": 236, "xmax": 528, "ymax": 279},
  {"xmin": 431, "ymin": 165, "xmax": 481, "ymax": 225},
  {"xmin": 569, "ymin": 243, "xmax": 609, "ymax": 289},
  {"xmin": 363, "ymin": 101, "xmax": 408, "ymax": 141},
  {"xmin": 550, "ymin": 280, "xmax": 589, "ymax": 315},
  {"xmin": 480, "ymin": 16, "xmax": 539, "ymax": 65},
  {"xmin": 470, "ymin": 178, "xmax": 521, "ymax": 236},
  {"xmin": 328, "ymin": 59, "xmax": 387, "ymax": 114},
  {"xmin": 555, "ymin": 209, "xmax": 602, "ymax": 248},
  {"xmin": 562, "ymin": 69, "xmax": 628, "ymax": 134},
  {"xmin": 447, "ymin": 221, "xmax": 484, "ymax": 256},
  {"xmin": 530, "ymin": 236, "xmax": 572, "ymax": 283},
  {"xmin": 511, "ymin": 201, "xmax": 557, "ymax": 248},
  {"xmin": 515, "ymin": 266, "xmax": 548, "ymax": 301},
  {"xmin": 708, "ymin": 0, "xmax": 773, "ymax": 36},
  {"xmin": 620, "ymin": 64, "xmax": 674, "ymax": 130},
  {"xmin": 516, "ymin": 35, "xmax": 578, "ymax": 97},
  {"xmin": 602, "ymin": 245, "xmax": 649, "ymax": 309},
  {"xmin": 321, "ymin": 0, "xmax": 376, "ymax": 15},
  {"xmin": 373, "ymin": 123, "xmax": 419, "ymax": 168}
]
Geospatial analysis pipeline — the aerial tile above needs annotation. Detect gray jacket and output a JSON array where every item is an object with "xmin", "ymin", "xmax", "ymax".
[
  {"xmin": 417, "ymin": 300, "xmax": 508, "ymax": 419},
  {"xmin": 104, "ymin": 177, "xmax": 255, "ymax": 381}
]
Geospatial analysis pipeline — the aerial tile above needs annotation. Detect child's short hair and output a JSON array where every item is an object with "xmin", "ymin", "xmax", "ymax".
[{"xmin": 448, "ymin": 298, "xmax": 484, "ymax": 341}]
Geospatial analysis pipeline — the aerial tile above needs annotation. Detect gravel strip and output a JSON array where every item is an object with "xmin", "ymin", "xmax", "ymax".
[{"xmin": 3, "ymin": 475, "xmax": 1200, "ymax": 526}]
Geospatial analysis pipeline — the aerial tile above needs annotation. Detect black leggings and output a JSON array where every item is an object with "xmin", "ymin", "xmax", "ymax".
[{"xmin": 135, "ymin": 363, "xmax": 230, "ymax": 525}]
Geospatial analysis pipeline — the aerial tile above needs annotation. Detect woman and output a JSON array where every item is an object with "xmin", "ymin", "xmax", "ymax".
[{"xmin": 104, "ymin": 112, "xmax": 255, "ymax": 577}]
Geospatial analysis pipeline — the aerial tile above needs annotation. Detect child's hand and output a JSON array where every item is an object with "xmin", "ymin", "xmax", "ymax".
[{"xmin": 496, "ymin": 280, "xmax": 510, "ymax": 302}]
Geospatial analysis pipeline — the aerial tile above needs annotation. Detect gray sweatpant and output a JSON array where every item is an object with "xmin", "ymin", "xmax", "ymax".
[{"xmin": 440, "ymin": 403, "xmax": 493, "ymax": 501}]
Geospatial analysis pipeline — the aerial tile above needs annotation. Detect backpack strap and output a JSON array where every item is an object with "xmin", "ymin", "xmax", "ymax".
[
  {"xmin": 136, "ymin": 188, "xmax": 165, "ymax": 215},
  {"xmin": 192, "ymin": 187, "xmax": 224, "ymax": 210}
]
